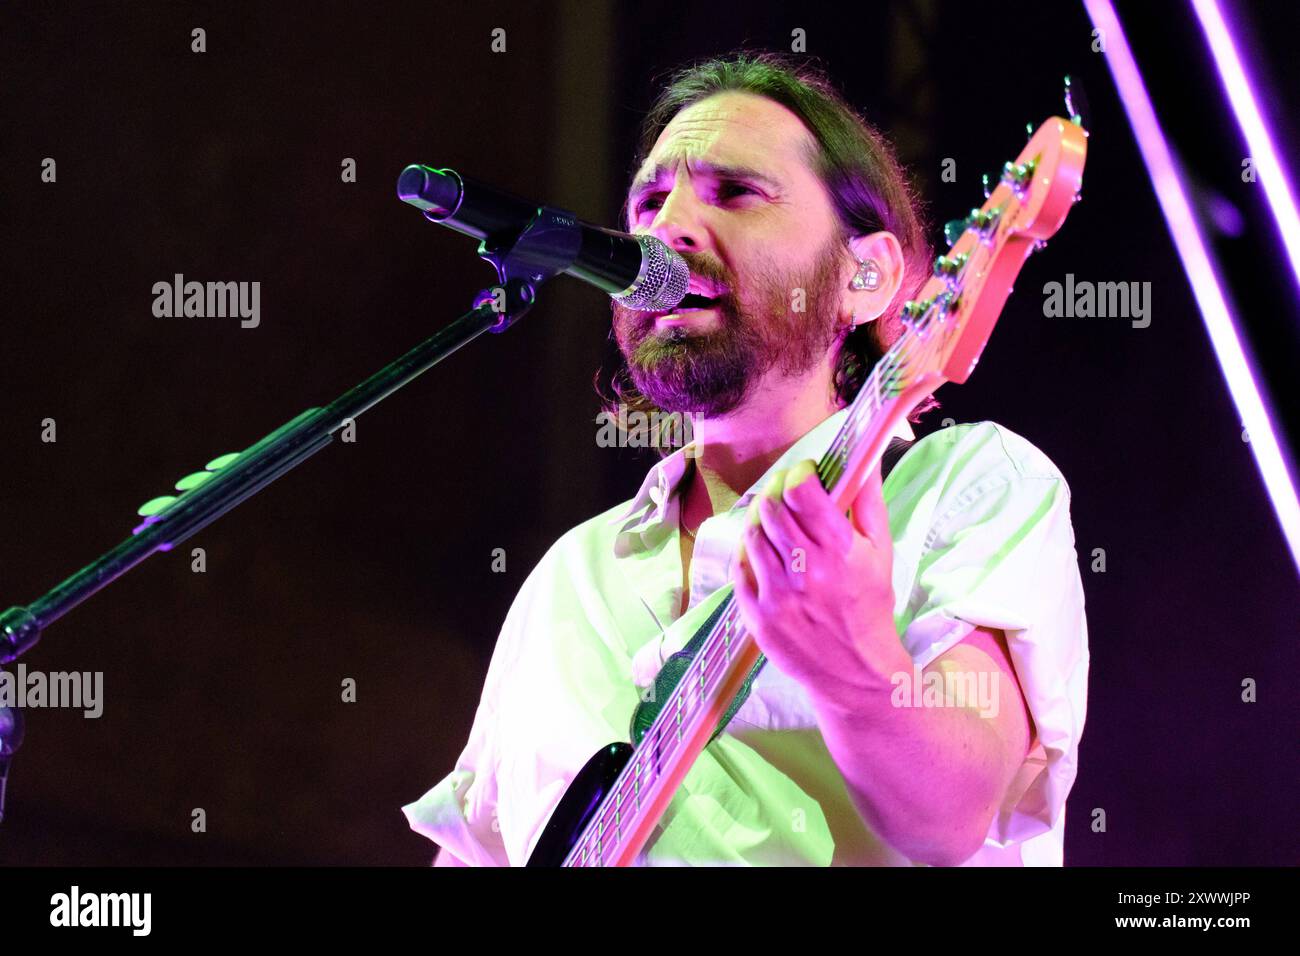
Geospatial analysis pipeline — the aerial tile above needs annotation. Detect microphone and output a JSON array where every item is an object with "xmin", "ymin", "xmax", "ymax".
[{"xmin": 397, "ymin": 165, "xmax": 689, "ymax": 312}]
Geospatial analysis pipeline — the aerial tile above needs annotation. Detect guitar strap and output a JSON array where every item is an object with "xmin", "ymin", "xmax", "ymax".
[{"xmin": 630, "ymin": 434, "xmax": 916, "ymax": 748}]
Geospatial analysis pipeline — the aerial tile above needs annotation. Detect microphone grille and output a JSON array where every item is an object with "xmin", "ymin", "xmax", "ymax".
[{"xmin": 612, "ymin": 236, "xmax": 689, "ymax": 311}]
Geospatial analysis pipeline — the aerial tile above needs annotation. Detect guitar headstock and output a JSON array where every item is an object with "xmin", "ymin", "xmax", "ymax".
[
  {"xmin": 822, "ymin": 115, "xmax": 1088, "ymax": 511},
  {"xmin": 902, "ymin": 116, "xmax": 1088, "ymax": 386}
]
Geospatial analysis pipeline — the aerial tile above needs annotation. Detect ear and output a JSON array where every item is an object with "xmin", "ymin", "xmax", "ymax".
[{"xmin": 845, "ymin": 231, "xmax": 905, "ymax": 327}]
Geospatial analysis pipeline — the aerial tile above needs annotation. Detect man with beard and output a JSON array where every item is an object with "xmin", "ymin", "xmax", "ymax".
[{"xmin": 403, "ymin": 53, "xmax": 1089, "ymax": 867}]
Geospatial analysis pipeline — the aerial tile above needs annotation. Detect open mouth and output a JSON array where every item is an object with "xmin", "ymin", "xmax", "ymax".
[{"xmin": 663, "ymin": 292, "xmax": 721, "ymax": 313}]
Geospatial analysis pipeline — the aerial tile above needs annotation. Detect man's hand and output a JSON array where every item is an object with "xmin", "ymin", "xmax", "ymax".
[
  {"xmin": 731, "ymin": 456, "xmax": 1036, "ymax": 864},
  {"xmin": 733, "ymin": 456, "xmax": 911, "ymax": 710}
]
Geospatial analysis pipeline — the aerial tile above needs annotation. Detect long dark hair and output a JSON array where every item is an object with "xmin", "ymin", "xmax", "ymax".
[{"xmin": 598, "ymin": 50, "xmax": 940, "ymax": 448}]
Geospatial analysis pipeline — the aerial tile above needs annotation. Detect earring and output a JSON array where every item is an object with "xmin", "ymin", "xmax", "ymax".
[{"xmin": 850, "ymin": 257, "xmax": 882, "ymax": 291}]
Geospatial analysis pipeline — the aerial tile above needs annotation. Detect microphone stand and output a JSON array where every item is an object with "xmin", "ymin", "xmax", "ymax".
[{"xmin": 0, "ymin": 183, "xmax": 593, "ymax": 822}]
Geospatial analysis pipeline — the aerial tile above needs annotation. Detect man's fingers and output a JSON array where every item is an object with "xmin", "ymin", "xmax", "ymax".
[
  {"xmin": 849, "ymin": 457, "xmax": 890, "ymax": 544},
  {"xmin": 734, "ymin": 538, "xmax": 759, "ymax": 602},
  {"xmin": 741, "ymin": 521, "xmax": 783, "ymax": 598},
  {"xmin": 756, "ymin": 495, "xmax": 806, "ymax": 570},
  {"xmin": 782, "ymin": 459, "xmax": 852, "ymax": 553}
]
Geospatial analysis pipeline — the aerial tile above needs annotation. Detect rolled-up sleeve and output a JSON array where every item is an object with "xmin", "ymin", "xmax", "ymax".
[
  {"xmin": 402, "ymin": 586, "xmax": 525, "ymax": 867},
  {"xmin": 402, "ymin": 541, "xmax": 559, "ymax": 867},
  {"xmin": 898, "ymin": 437, "xmax": 1089, "ymax": 857},
  {"xmin": 401, "ymin": 723, "xmax": 510, "ymax": 867}
]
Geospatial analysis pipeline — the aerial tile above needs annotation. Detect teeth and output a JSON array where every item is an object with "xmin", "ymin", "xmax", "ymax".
[
  {"xmin": 687, "ymin": 284, "xmax": 725, "ymax": 298},
  {"xmin": 651, "ymin": 291, "xmax": 722, "ymax": 318}
]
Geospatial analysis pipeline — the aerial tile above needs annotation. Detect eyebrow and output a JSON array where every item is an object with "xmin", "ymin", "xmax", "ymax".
[{"xmin": 628, "ymin": 160, "xmax": 783, "ymax": 205}]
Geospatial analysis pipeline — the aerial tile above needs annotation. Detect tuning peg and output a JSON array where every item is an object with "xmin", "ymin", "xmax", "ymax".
[
  {"xmin": 967, "ymin": 207, "xmax": 1000, "ymax": 235},
  {"xmin": 1064, "ymin": 74, "xmax": 1091, "ymax": 129},
  {"xmin": 902, "ymin": 299, "xmax": 931, "ymax": 328},
  {"xmin": 943, "ymin": 218, "xmax": 967, "ymax": 246},
  {"xmin": 934, "ymin": 252, "xmax": 968, "ymax": 279},
  {"xmin": 931, "ymin": 289, "xmax": 956, "ymax": 322},
  {"xmin": 1001, "ymin": 159, "xmax": 1037, "ymax": 190},
  {"xmin": 1026, "ymin": 122, "xmax": 1034, "ymax": 143},
  {"xmin": 982, "ymin": 173, "xmax": 992, "ymax": 200},
  {"xmin": 1063, "ymin": 73, "xmax": 1089, "ymax": 128}
]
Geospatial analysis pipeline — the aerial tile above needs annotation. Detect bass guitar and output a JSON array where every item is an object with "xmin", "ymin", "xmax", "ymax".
[{"xmin": 528, "ymin": 113, "xmax": 1088, "ymax": 866}]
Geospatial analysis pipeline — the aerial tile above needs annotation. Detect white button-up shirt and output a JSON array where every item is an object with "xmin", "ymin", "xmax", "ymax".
[{"xmin": 402, "ymin": 409, "xmax": 1089, "ymax": 865}]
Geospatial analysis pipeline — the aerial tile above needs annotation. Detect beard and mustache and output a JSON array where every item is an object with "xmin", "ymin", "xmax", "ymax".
[{"xmin": 611, "ymin": 233, "xmax": 849, "ymax": 419}]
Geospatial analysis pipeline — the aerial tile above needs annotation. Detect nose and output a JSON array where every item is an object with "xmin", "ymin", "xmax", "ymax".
[{"xmin": 640, "ymin": 178, "xmax": 710, "ymax": 254}]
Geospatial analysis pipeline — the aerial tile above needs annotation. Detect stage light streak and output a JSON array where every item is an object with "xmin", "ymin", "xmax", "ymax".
[{"xmin": 1083, "ymin": 0, "xmax": 1300, "ymax": 575}]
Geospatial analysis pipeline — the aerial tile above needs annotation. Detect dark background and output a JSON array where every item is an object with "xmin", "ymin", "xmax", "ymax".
[{"xmin": 1, "ymin": 0, "xmax": 1296, "ymax": 865}]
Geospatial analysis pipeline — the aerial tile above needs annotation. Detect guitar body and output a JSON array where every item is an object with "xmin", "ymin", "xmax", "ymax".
[{"xmin": 526, "ymin": 742, "xmax": 634, "ymax": 866}]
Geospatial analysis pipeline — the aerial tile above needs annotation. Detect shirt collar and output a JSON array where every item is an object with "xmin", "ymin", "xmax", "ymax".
[{"xmin": 608, "ymin": 407, "xmax": 916, "ymax": 539}]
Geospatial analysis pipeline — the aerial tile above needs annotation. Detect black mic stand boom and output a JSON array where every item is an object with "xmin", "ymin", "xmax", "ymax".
[{"xmin": 0, "ymin": 169, "xmax": 606, "ymax": 820}]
